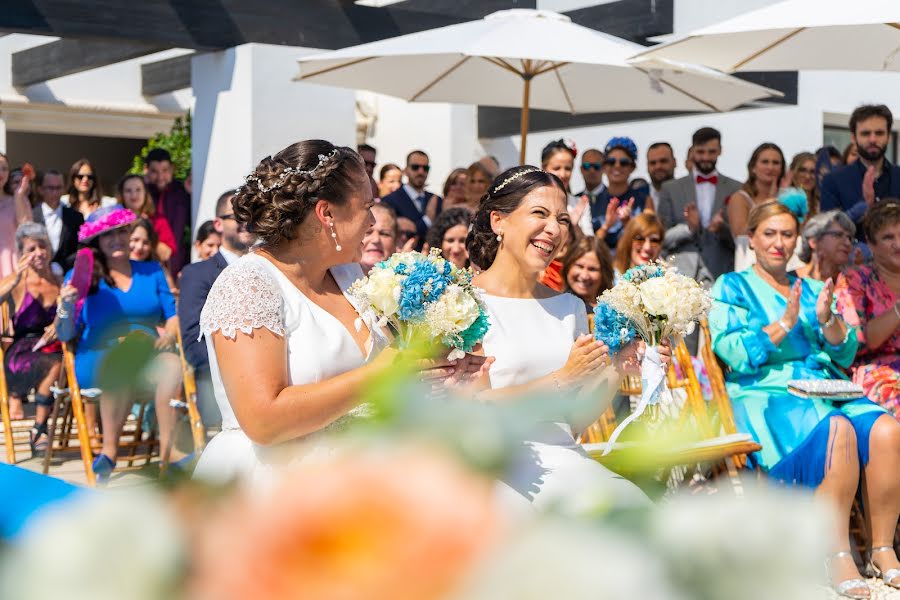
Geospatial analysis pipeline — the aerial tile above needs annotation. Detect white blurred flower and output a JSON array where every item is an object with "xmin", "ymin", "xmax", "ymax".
[
  {"xmin": 639, "ymin": 276, "xmax": 676, "ymax": 317},
  {"xmin": 453, "ymin": 519, "xmax": 680, "ymax": 600},
  {"xmin": 357, "ymin": 267, "xmax": 402, "ymax": 317},
  {"xmin": 0, "ymin": 490, "xmax": 184, "ymax": 600},
  {"xmin": 651, "ymin": 485, "xmax": 829, "ymax": 600}
]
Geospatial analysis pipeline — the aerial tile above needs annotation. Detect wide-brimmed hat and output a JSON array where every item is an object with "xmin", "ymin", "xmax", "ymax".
[{"xmin": 78, "ymin": 206, "xmax": 137, "ymax": 243}]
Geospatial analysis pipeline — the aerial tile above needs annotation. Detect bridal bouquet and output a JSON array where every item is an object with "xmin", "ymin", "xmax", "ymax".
[
  {"xmin": 593, "ymin": 262, "xmax": 712, "ymax": 452},
  {"xmin": 349, "ymin": 249, "xmax": 490, "ymax": 360}
]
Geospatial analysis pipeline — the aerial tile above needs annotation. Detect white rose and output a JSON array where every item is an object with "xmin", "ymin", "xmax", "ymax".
[
  {"xmin": 638, "ymin": 277, "xmax": 674, "ymax": 317},
  {"xmin": 427, "ymin": 285, "xmax": 480, "ymax": 335},
  {"xmin": 362, "ymin": 268, "xmax": 401, "ymax": 316}
]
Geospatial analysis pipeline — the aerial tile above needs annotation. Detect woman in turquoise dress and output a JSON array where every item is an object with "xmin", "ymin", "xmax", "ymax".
[{"xmin": 710, "ymin": 201, "xmax": 900, "ymax": 598}]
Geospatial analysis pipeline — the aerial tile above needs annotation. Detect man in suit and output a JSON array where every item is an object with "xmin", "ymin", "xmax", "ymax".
[
  {"xmin": 575, "ymin": 148, "xmax": 605, "ymax": 202},
  {"xmin": 657, "ymin": 127, "xmax": 741, "ymax": 279},
  {"xmin": 178, "ymin": 190, "xmax": 257, "ymax": 427},
  {"xmin": 646, "ymin": 142, "xmax": 677, "ymax": 208},
  {"xmin": 381, "ymin": 150, "xmax": 442, "ymax": 248},
  {"xmin": 145, "ymin": 148, "xmax": 191, "ymax": 276},
  {"xmin": 32, "ymin": 170, "xmax": 84, "ymax": 272},
  {"xmin": 821, "ymin": 104, "xmax": 900, "ymax": 241}
]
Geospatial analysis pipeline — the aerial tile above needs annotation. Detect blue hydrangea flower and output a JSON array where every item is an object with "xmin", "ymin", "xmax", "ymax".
[
  {"xmin": 593, "ymin": 302, "xmax": 636, "ymax": 355},
  {"xmin": 397, "ymin": 261, "xmax": 448, "ymax": 321}
]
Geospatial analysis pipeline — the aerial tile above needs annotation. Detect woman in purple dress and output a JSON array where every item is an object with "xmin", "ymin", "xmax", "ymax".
[{"xmin": 1, "ymin": 223, "xmax": 62, "ymax": 454}]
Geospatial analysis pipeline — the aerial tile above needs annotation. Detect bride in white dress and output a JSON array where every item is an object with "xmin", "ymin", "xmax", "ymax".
[
  {"xmin": 194, "ymin": 141, "xmax": 475, "ymax": 483},
  {"xmin": 468, "ymin": 166, "xmax": 663, "ymax": 514}
]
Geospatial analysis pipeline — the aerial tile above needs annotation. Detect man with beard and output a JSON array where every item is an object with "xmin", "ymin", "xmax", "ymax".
[
  {"xmin": 656, "ymin": 127, "xmax": 741, "ymax": 278},
  {"xmin": 821, "ymin": 104, "xmax": 900, "ymax": 240},
  {"xmin": 178, "ymin": 190, "xmax": 258, "ymax": 427},
  {"xmin": 646, "ymin": 142, "xmax": 676, "ymax": 207},
  {"xmin": 381, "ymin": 150, "xmax": 442, "ymax": 249}
]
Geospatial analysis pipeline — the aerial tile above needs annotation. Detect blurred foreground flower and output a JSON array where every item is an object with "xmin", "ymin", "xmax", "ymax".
[
  {"xmin": 651, "ymin": 484, "xmax": 830, "ymax": 600},
  {"xmin": 190, "ymin": 446, "xmax": 497, "ymax": 600},
  {"xmin": 0, "ymin": 490, "xmax": 184, "ymax": 600}
]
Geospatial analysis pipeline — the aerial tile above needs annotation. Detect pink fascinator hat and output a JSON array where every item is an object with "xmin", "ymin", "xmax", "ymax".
[{"xmin": 78, "ymin": 206, "xmax": 137, "ymax": 243}]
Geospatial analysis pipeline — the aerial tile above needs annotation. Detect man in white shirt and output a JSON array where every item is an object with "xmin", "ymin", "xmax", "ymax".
[
  {"xmin": 381, "ymin": 150, "xmax": 442, "ymax": 249},
  {"xmin": 646, "ymin": 142, "xmax": 676, "ymax": 208},
  {"xmin": 656, "ymin": 127, "xmax": 741, "ymax": 279},
  {"xmin": 31, "ymin": 170, "xmax": 83, "ymax": 270}
]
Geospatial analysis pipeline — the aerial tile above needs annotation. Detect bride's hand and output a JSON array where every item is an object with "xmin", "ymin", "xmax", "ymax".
[
  {"xmin": 615, "ymin": 339, "xmax": 672, "ymax": 375},
  {"xmin": 558, "ymin": 335, "xmax": 609, "ymax": 384}
]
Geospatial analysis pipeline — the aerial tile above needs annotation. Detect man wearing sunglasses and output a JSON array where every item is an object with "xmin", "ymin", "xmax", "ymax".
[
  {"xmin": 657, "ymin": 127, "xmax": 741, "ymax": 279},
  {"xmin": 575, "ymin": 148, "xmax": 606, "ymax": 204},
  {"xmin": 381, "ymin": 150, "xmax": 442, "ymax": 249},
  {"xmin": 179, "ymin": 190, "xmax": 258, "ymax": 427}
]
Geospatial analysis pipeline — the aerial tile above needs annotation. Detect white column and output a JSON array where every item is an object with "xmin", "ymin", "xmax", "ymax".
[
  {"xmin": 0, "ymin": 117, "xmax": 7, "ymax": 154},
  {"xmin": 191, "ymin": 44, "xmax": 357, "ymax": 233}
]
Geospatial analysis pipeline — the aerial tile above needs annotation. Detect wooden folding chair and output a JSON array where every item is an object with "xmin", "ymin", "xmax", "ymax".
[
  {"xmin": 159, "ymin": 327, "xmax": 206, "ymax": 469},
  {"xmin": 0, "ymin": 302, "xmax": 33, "ymax": 463}
]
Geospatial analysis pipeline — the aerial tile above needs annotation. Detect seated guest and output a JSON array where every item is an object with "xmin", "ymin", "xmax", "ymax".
[
  {"xmin": 835, "ymin": 200, "xmax": 900, "ymax": 419},
  {"xmin": 61, "ymin": 159, "xmax": 116, "ymax": 218},
  {"xmin": 465, "ymin": 161, "xmax": 493, "ymax": 212},
  {"xmin": 117, "ymin": 174, "xmax": 176, "ymax": 263},
  {"xmin": 795, "ymin": 210, "xmax": 855, "ymax": 282},
  {"xmin": 821, "ymin": 105, "xmax": 900, "ymax": 241},
  {"xmin": 541, "ymin": 140, "xmax": 592, "ymax": 237},
  {"xmin": 360, "ymin": 203, "xmax": 398, "ymax": 274},
  {"xmin": 179, "ymin": 191, "xmax": 255, "ymax": 428},
  {"xmin": 426, "ymin": 207, "xmax": 471, "ymax": 270},
  {"xmin": 589, "ymin": 137, "xmax": 651, "ymax": 250},
  {"xmin": 729, "ymin": 142, "xmax": 786, "ymax": 271},
  {"xmin": 131, "ymin": 218, "xmax": 177, "ymax": 292},
  {"xmin": 31, "ymin": 170, "xmax": 83, "ymax": 272},
  {"xmin": 57, "ymin": 206, "xmax": 183, "ymax": 482},
  {"xmin": 0, "ymin": 224, "xmax": 62, "ymax": 453},
  {"xmin": 194, "ymin": 220, "xmax": 221, "ymax": 261},
  {"xmin": 377, "ymin": 163, "xmax": 402, "ymax": 199},
  {"xmin": 613, "ymin": 213, "xmax": 664, "ymax": 277},
  {"xmin": 710, "ymin": 200, "xmax": 900, "ymax": 597},
  {"xmin": 442, "ymin": 168, "xmax": 469, "ymax": 209},
  {"xmin": 790, "ymin": 151, "xmax": 820, "ymax": 219},
  {"xmin": 561, "ymin": 236, "xmax": 614, "ymax": 311},
  {"xmin": 381, "ymin": 150, "xmax": 441, "ymax": 248}
]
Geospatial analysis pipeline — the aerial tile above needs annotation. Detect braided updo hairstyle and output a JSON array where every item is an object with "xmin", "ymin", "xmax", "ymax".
[
  {"xmin": 233, "ymin": 140, "xmax": 366, "ymax": 246},
  {"xmin": 466, "ymin": 166, "xmax": 567, "ymax": 269}
]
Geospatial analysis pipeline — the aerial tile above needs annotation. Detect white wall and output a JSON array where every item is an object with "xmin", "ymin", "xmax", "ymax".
[{"xmin": 191, "ymin": 44, "xmax": 357, "ymax": 229}]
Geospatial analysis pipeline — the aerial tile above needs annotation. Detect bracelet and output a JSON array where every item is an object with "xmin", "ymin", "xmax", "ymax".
[
  {"xmin": 821, "ymin": 312, "xmax": 837, "ymax": 329},
  {"xmin": 551, "ymin": 372, "xmax": 567, "ymax": 392},
  {"xmin": 777, "ymin": 319, "xmax": 792, "ymax": 334}
]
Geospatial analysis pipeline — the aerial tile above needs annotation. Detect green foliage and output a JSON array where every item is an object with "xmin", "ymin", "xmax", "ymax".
[{"xmin": 130, "ymin": 113, "xmax": 192, "ymax": 181}]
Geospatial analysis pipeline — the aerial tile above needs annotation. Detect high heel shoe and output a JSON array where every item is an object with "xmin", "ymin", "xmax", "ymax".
[
  {"xmin": 869, "ymin": 546, "xmax": 900, "ymax": 589},
  {"xmin": 826, "ymin": 551, "xmax": 870, "ymax": 599}
]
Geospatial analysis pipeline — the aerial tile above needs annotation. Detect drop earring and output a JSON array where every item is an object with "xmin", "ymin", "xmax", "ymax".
[
  {"xmin": 496, "ymin": 230, "xmax": 503, "ymax": 243},
  {"xmin": 329, "ymin": 220, "xmax": 342, "ymax": 251}
]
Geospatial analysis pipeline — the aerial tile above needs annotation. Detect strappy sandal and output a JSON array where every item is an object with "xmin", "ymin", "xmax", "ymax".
[
  {"xmin": 870, "ymin": 546, "xmax": 900, "ymax": 590},
  {"xmin": 29, "ymin": 425, "xmax": 49, "ymax": 456},
  {"xmin": 91, "ymin": 453, "xmax": 115, "ymax": 484},
  {"xmin": 826, "ymin": 551, "xmax": 870, "ymax": 599}
]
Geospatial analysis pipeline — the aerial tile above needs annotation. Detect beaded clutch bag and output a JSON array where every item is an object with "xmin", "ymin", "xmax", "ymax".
[{"xmin": 787, "ymin": 379, "xmax": 864, "ymax": 401}]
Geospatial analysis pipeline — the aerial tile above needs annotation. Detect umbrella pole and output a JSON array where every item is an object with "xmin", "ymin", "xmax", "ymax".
[{"xmin": 519, "ymin": 76, "xmax": 532, "ymax": 165}]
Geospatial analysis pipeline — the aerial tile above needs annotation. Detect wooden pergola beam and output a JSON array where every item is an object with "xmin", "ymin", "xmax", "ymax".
[{"xmin": 141, "ymin": 53, "xmax": 193, "ymax": 96}]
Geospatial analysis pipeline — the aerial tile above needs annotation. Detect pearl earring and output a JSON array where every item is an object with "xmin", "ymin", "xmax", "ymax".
[
  {"xmin": 329, "ymin": 220, "xmax": 342, "ymax": 251},
  {"xmin": 496, "ymin": 231, "xmax": 503, "ymax": 243}
]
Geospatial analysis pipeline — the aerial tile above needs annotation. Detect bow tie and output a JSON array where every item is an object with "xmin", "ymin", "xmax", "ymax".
[{"xmin": 696, "ymin": 174, "xmax": 718, "ymax": 184}]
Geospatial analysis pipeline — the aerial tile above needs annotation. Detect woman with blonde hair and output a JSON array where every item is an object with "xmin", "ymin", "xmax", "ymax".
[
  {"xmin": 464, "ymin": 161, "xmax": 493, "ymax": 211},
  {"xmin": 442, "ymin": 168, "xmax": 469, "ymax": 209},
  {"xmin": 789, "ymin": 151, "xmax": 820, "ymax": 219}
]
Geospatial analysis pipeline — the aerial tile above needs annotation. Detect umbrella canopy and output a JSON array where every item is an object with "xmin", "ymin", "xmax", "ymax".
[
  {"xmin": 633, "ymin": 0, "xmax": 900, "ymax": 72},
  {"xmin": 296, "ymin": 9, "xmax": 779, "ymax": 163}
]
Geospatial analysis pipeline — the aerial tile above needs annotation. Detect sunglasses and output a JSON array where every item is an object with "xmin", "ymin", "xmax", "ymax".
[
  {"xmin": 633, "ymin": 234, "xmax": 662, "ymax": 246},
  {"xmin": 74, "ymin": 174, "xmax": 96, "ymax": 181},
  {"xmin": 582, "ymin": 162, "xmax": 603, "ymax": 171},
  {"xmin": 605, "ymin": 157, "xmax": 635, "ymax": 168},
  {"xmin": 409, "ymin": 164, "xmax": 431, "ymax": 173}
]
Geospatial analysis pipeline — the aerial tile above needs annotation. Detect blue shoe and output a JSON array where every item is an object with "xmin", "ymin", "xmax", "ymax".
[
  {"xmin": 91, "ymin": 454, "xmax": 115, "ymax": 483},
  {"xmin": 166, "ymin": 451, "xmax": 198, "ymax": 477}
]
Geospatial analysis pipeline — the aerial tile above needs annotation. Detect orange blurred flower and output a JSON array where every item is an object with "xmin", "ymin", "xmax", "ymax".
[{"xmin": 190, "ymin": 446, "xmax": 498, "ymax": 600}]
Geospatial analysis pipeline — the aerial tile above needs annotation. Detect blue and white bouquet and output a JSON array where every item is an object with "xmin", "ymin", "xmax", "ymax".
[
  {"xmin": 349, "ymin": 249, "xmax": 490, "ymax": 360},
  {"xmin": 593, "ymin": 262, "xmax": 711, "ymax": 452}
]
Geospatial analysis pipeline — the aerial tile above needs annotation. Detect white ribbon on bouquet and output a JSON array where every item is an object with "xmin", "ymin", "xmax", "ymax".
[{"xmin": 601, "ymin": 345, "xmax": 667, "ymax": 456}]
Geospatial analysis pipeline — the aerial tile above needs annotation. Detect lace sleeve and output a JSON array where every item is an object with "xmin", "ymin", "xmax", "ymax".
[{"xmin": 199, "ymin": 260, "xmax": 284, "ymax": 340}]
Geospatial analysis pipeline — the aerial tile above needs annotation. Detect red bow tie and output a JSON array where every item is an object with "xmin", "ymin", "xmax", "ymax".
[{"xmin": 696, "ymin": 174, "xmax": 718, "ymax": 184}]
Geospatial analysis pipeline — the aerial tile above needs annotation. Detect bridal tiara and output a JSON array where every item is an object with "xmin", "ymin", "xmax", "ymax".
[
  {"xmin": 492, "ymin": 167, "xmax": 543, "ymax": 192},
  {"xmin": 244, "ymin": 149, "xmax": 339, "ymax": 194}
]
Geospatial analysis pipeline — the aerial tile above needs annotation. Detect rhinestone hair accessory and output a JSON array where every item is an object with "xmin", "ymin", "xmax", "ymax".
[
  {"xmin": 244, "ymin": 149, "xmax": 339, "ymax": 194},
  {"xmin": 492, "ymin": 168, "xmax": 543, "ymax": 192}
]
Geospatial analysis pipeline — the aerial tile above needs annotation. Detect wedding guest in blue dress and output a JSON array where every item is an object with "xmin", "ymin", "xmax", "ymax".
[
  {"xmin": 709, "ymin": 200, "xmax": 900, "ymax": 597},
  {"xmin": 589, "ymin": 137, "xmax": 650, "ymax": 250},
  {"xmin": 57, "ymin": 207, "xmax": 182, "ymax": 482}
]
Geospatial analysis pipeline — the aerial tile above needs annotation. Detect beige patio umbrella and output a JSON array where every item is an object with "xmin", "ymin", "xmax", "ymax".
[{"xmin": 296, "ymin": 9, "xmax": 780, "ymax": 164}]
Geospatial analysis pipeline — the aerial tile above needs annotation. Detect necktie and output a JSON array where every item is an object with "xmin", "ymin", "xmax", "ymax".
[{"xmin": 696, "ymin": 174, "xmax": 718, "ymax": 184}]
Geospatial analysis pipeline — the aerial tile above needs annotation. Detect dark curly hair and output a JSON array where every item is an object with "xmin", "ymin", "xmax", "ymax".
[
  {"xmin": 233, "ymin": 140, "xmax": 366, "ymax": 246},
  {"xmin": 466, "ymin": 166, "xmax": 567, "ymax": 270},
  {"xmin": 426, "ymin": 207, "xmax": 472, "ymax": 252}
]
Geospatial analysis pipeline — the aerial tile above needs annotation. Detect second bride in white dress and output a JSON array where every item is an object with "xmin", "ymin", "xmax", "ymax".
[{"xmin": 469, "ymin": 166, "xmax": 653, "ymax": 515}]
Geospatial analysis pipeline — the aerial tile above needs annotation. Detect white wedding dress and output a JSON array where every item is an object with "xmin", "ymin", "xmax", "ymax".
[
  {"xmin": 481, "ymin": 292, "xmax": 649, "ymax": 514},
  {"xmin": 193, "ymin": 252, "xmax": 387, "ymax": 484}
]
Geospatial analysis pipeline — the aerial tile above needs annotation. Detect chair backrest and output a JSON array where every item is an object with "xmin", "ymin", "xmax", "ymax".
[{"xmin": 699, "ymin": 319, "xmax": 739, "ymax": 436}]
